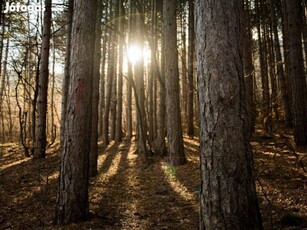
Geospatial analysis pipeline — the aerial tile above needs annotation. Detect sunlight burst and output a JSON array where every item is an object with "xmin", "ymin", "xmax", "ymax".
[
  {"xmin": 127, "ymin": 44, "xmax": 151, "ymax": 65},
  {"xmin": 127, "ymin": 45, "xmax": 143, "ymax": 64}
]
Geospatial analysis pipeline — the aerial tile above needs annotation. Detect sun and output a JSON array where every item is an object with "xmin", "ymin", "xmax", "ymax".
[
  {"xmin": 127, "ymin": 44, "xmax": 151, "ymax": 65},
  {"xmin": 127, "ymin": 45, "xmax": 143, "ymax": 64}
]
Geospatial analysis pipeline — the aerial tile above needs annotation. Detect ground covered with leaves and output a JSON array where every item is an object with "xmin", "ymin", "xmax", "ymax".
[{"xmin": 0, "ymin": 130, "xmax": 306, "ymax": 229}]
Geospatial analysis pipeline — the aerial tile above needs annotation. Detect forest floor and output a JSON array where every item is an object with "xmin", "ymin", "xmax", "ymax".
[{"xmin": 0, "ymin": 125, "xmax": 307, "ymax": 229}]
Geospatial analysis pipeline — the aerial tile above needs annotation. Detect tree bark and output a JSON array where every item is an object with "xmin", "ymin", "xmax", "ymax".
[
  {"xmin": 272, "ymin": 0, "xmax": 292, "ymax": 127},
  {"xmin": 195, "ymin": 0, "xmax": 263, "ymax": 228},
  {"xmin": 89, "ymin": 0, "xmax": 103, "ymax": 177},
  {"xmin": 103, "ymin": 1, "xmax": 116, "ymax": 145},
  {"xmin": 163, "ymin": 0, "xmax": 186, "ymax": 165},
  {"xmin": 256, "ymin": 0, "xmax": 270, "ymax": 117},
  {"xmin": 115, "ymin": 0, "xmax": 124, "ymax": 143},
  {"xmin": 56, "ymin": 0, "xmax": 97, "ymax": 224},
  {"xmin": 187, "ymin": 0, "xmax": 194, "ymax": 137},
  {"xmin": 33, "ymin": 0, "xmax": 52, "ymax": 159},
  {"xmin": 60, "ymin": 0, "xmax": 74, "ymax": 147},
  {"xmin": 243, "ymin": 0, "xmax": 256, "ymax": 135},
  {"xmin": 284, "ymin": 0, "xmax": 307, "ymax": 145}
]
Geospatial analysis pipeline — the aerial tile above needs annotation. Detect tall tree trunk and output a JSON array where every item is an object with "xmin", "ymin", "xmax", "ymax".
[
  {"xmin": 267, "ymin": 24, "xmax": 279, "ymax": 121},
  {"xmin": 148, "ymin": 0, "xmax": 156, "ymax": 142},
  {"xmin": 89, "ymin": 0, "xmax": 103, "ymax": 177},
  {"xmin": 243, "ymin": 0, "xmax": 256, "ymax": 135},
  {"xmin": 126, "ymin": 0, "xmax": 133, "ymax": 140},
  {"xmin": 60, "ymin": 0, "xmax": 74, "ymax": 147},
  {"xmin": 180, "ymin": 3, "xmax": 188, "ymax": 123},
  {"xmin": 115, "ymin": 0, "xmax": 124, "ymax": 143},
  {"xmin": 272, "ymin": 0, "xmax": 292, "ymax": 127},
  {"xmin": 284, "ymin": 0, "xmax": 307, "ymax": 145},
  {"xmin": 135, "ymin": 3, "xmax": 147, "ymax": 155},
  {"xmin": 256, "ymin": 0, "xmax": 270, "ymax": 117},
  {"xmin": 163, "ymin": 0, "xmax": 186, "ymax": 165},
  {"xmin": 195, "ymin": 1, "xmax": 263, "ymax": 228},
  {"xmin": 0, "ymin": 35, "xmax": 9, "ymax": 113},
  {"xmin": 33, "ymin": 0, "xmax": 52, "ymax": 159},
  {"xmin": 98, "ymin": 1, "xmax": 109, "ymax": 137},
  {"xmin": 56, "ymin": 0, "xmax": 97, "ymax": 224},
  {"xmin": 103, "ymin": 1, "xmax": 116, "ymax": 145},
  {"xmin": 187, "ymin": 0, "xmax": 194, "ymax": 137}
]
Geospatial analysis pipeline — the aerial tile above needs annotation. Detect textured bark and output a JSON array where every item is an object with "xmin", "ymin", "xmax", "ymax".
[
  {"xmin": 284, "ymin": 0, "xmax": 307, "ymax": 145},
  {"xmin": 89, "ymin": 0, "xmax": 103, "ymax": 177},
  {"xmin": 33, "ymin": 0, "xmax": 52, "ymax": 159},
  {"xmin": 163, "ymin": 0, "xmax": 186, "ymax": 165},
  {"xmin": 195, "ymin": 0, "xmax": 263, "ymax": 229},
  {"xmin": 56, "ymin": 0, "xmax": 97, "ymax": 224},
  {"xmin": 187, "ymin": 0, "xmax": 194, "ymax": 137},
  {"xmin": 60, "ymin": 0, "xmax": 73, "ymax": 147}
]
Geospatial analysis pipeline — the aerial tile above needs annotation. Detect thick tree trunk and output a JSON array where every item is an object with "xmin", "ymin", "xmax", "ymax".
[
  {"xmin": 163, "ymin": 0, "xmax": 186, "ymax": 165},
  {"xmin": 284, "ymin": 0, "xmax": 307, "ymax": 145},
  {"xmin": 195, "ymin": 0, "xmax": 263, "ymax": 229},
  {"xmin": 33, "ymin": 0, "xmax": 52, "ymax": 159},
  {"xmin": 56, "ymin": 0, "xmax": 97, "ymax": 224}
]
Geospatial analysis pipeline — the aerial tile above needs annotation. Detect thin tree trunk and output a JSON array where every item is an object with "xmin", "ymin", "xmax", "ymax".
[
  {"xmin": 103, "ymin": 1, "xmax": 116, "ymax": 145},
  {"xmin": 115, "ymin": 0, "xmax": 124, "ymax": 143},
  {"xmin": 256, "ymin": 0, "xmax": 270, "ymax": 117},
  {"xmin": 272, "ymin": 0, "xmax": 292, "ymax": 126},
  {"xmin": 89, "ymin": 0, "xmax": 103, "ymax": 177},
  {"xmin": 163, "ymin": 0, "xmax": 186, "ymax": 165},
  {"xmin": 98, "ymin": 1, "xmax": 108, "ymax": 137},
  {"xmin": 187, "ymin": 0, "xmax": 194, "ymax": 137},
  {"xmin": 135, "ymin": 3, "xmax": 147, "ymax": 155},
  {"xmin": 243, "ymin": 0, "xmax": 256, "ymax": 135},
  {"xmin": 60, "ymin": 0, "xmax": 74, "ymax": 147},
  {"xmin": 33, "ymin": 0, "xmax": 52, "ymax": 159}
]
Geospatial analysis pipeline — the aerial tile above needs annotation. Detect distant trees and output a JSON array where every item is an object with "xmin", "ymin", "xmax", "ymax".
[
  {"xmin": 195, "ymin": 0, "xmax": 263, "ymax": 228},
  {"xmin": 0, "ymin": 0, "xmax": 307, "ymax": 226}
]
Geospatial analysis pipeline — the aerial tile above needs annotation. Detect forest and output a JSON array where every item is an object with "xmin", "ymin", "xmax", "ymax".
[{"xmin": 0, "ymin": 0, "xmax": 307, "ymax": 229}]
